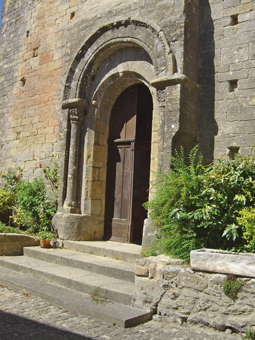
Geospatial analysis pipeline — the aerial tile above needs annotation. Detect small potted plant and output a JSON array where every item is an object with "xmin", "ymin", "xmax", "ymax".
[{"xmin": 35, "ymin": 230, "xmax": 55, "ymax": 248}]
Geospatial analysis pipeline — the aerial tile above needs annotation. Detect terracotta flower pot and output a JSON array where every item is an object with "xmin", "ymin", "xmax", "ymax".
[{"xmin": 40, "ymin": 239, "xmax": 52, "ymax": 248}]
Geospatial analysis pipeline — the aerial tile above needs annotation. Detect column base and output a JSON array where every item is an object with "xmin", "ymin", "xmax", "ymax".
[
  {"xmin": 141, "ymin": 217, "xmax": 158, "ymax": 250},
  {"xmin": 52, "ymin": 211, "xmax": 104, "ymax": 241}
]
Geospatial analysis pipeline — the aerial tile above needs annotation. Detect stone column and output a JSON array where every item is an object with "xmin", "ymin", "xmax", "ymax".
[{"xmin": 62, "ymin": 99, "xmax": 88, "ymax": 213}]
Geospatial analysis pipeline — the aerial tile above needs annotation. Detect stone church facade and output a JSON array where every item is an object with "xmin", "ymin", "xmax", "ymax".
[{"xmin": 0, "ymin": 0, "xmax": 254, "ymax": 245}]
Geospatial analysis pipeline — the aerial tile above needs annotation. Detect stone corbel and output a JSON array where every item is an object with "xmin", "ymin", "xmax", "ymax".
[
  {"xmin": 150, "ymin": 73, "xmax": 200, "ymax": 91},
  {"xmin": 62, "ymin": 98, "xmax": 88, "ymax": 213}
]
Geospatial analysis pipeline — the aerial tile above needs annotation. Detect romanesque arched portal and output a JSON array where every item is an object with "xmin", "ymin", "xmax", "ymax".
[{"xmin": 52, "ymin": 17, "xmax": 199, "ymax": 245}]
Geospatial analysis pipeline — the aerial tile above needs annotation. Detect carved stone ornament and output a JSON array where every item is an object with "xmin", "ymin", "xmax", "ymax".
[
  {"xmin": 156, "ymin": 89, "xmax": 166, "ymax": 103},
  {"xmin": 69, "ymin": 108, "xmax": 84, "ymax": 124}
]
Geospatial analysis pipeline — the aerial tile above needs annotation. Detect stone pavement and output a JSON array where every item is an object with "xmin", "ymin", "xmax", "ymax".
[{"xmin": 0, "ymin": 285, "xmax": 244, "ymax": 340}]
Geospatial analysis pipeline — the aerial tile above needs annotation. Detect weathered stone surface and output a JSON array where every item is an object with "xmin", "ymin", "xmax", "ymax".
[
  {"xmin": 52, "ymin": 212, "xmax": 104, "ymax": 241},
  {"xmin": 190, "ymin": 249, "xmax": 255, "ymax": 278},
  {"xmin": 133, "ymin": 256, "xmax": 255, "ymax": 332},
  {"xmin": 0, "ymin": 233, "xmax": 39, "ymax": 255}
]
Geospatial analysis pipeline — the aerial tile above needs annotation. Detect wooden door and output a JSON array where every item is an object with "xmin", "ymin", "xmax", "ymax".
[
  {"xmin": 104, "ymin": 84, "xmax": 152, "ymax": 243},
  {"xmin": 104, "ymin": 86, "xmax": 137, "ymax": 242}
]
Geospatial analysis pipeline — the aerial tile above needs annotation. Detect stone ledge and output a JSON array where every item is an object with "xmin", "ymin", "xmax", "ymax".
[{"xmin": 0, "ymin": 233, "xmax": 39, "ymax": 256}]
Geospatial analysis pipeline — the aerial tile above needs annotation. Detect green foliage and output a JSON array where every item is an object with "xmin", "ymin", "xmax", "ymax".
[
  {"xmin": 0, "ymin": 168, "xmax": 22, "ymax": 224},
  {"xmin": 223, "ymin": 275, "xmax": 243, "ymax": 300},
  {"xmin": 41, "ymin": 160, "xmax": 59, "ymax": 194},
  {"xmin": 0, "ymin": 189, "xmax": 15, "ymax": 214},
  {"xmin": 0, "ymin": 162, "xmax": 59, "ymax": 234},
  {"xmin": 237, "ymin": 207, "xmax": 255, "ymax": 251},
  {"xmin": 145, "ymin": 147, "xmax": 255, "ymax": 261},
  {"xmin": 16, "ymin": 178, "xmax": 57, "ymax": 233},
  {"xmin": 0, "ymin": 168, "xmax": 22, "ymax": 194},
  {"xmin": 0, "ymin": 222, "xmax": 21, "ymax": 234},
  {"xmin": 245, "ymin": 328, "xmax": 255, "ymax": 340},
  {"xmin": 141, "ymin": 248, "xmax": 158, "ymax": 257}
]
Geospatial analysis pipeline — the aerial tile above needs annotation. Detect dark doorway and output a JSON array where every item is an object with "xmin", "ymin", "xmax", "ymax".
[{"xmin": 104, "ymin": 83, "xmax": 153, "ymax": 244}]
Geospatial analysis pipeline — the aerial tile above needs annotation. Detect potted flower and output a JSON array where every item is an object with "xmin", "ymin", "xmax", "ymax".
[{"xmin": 34, "ymin": 230, "xmax": 55, "ymax": 248}]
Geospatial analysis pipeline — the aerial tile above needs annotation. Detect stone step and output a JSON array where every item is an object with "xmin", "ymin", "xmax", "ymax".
[
  {"xmin": 0, "ymin": 255, "xmax": 134, "ymax": 305},
  {"xmin": 63, "ymin": 240, "xmax": 142, "ymax": 263},
  {"xmin": 0, "ymin": 266, "xmax": 151, "ymax": 328},
  {"xmin": 24, "ymin": 246, "xmax": 135, "ymax": 282}
]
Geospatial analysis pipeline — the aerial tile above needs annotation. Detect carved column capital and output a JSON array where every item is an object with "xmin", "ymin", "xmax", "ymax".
[{"xmin": 69, "ymin": 107, "xmax": 84, "ymax": 124}]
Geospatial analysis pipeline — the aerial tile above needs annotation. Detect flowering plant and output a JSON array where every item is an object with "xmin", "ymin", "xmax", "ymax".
[{"xmin": 34, "ymin": 229, "xmax": 55, "ymax": 241}]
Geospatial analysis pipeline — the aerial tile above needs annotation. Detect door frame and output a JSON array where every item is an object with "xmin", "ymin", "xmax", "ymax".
[{"xmin": 104, "ymin": 83, "xmax": 153, "ymax": 243}]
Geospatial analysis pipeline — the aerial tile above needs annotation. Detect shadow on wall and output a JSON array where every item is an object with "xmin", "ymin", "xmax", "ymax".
[{"xmin": 198, "ymin": 0, "xmax": 218, "ymax": 165}]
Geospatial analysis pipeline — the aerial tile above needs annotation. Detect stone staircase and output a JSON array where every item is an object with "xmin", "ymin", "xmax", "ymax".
[{"xmin": 0, "ymin": 240, "xmax": 151, "ymax": 327}]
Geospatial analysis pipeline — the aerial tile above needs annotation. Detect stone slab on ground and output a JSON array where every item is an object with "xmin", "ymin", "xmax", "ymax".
[{"xmin": 0, "ymin": 285, "xmax": 243, "ymax": 340}]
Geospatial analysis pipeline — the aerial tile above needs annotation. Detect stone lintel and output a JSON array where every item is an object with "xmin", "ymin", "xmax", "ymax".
[
  {"xmin": 150, "ymin": 73, "xmax": 200, "ymax": 91},
  {"xmin": 62, "ymin": 98, "xmax": 89, "ymax": 110}
]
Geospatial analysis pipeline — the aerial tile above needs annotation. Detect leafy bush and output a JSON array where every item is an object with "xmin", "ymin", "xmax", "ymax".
[
  {"xmin": 145, "ymin": 147, "xmax": 255, "ymax": 261},
  {"xmin": 0, "ymin": 189, "xmax": 15, "ymax": 214},
  {"xmin": 237, "ymin": 207, "xmax": 255, "ymax": 251},
  {"xmin": 0, "ymin": 163, "xmax": 58, "ymax": 233},
  {"xmin": 0, "ymin": 222, "xmax": 21, "ymax": 234},
  {"xmin": 0, "ymin": 168, "xmax": 22, "ymax": 194},
  {"xmin": 16, "ymin": 178, "xmax": 57, "ymax": 233},
  {"xmin": 0, "ymin": 168, "xmax": 22, "ymax": 225}
]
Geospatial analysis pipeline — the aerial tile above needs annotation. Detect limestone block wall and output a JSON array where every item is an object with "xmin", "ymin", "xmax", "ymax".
[
  {"xmin": 0, "ymin": 0, "xmax": 69, "ymax": 178},
  {"xmin": 0, "ymin": 0, "xmax": 188, "ymax": 180},
  {"xmin": 199, "ymin": 0, "xmax": 255, "ymax": 163},
  {"xmin": 0, "ymin": 0, "xmax": 254, "ymax": 179},
  {"xmin": 133, "ymin": 256, "xmax": 255, "ymax": 333}
]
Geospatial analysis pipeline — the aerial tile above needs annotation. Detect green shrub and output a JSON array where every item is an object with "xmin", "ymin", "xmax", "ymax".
[
  {"xmin": 145, "ymin": 147, "xmax": 255, "ymax": 262},
  {"xmin": 145, "ymin": 147, "xmax": 205, "ymax": 262},
  {"xmin": 0, "ymin": 189, "xmax": 15, "ymax": 214},
  {"xmin": 223, "ymin": 274, "xmax": 243, "ymax": 300},
  {"xmin": 16, "ymin": 178, "xmax": 57, "ymax": 233},
  {"xmin": 0, "ymin": 222, "xmax": 21, "ymax": 234},
  {"xmin": 237, "ymin": 207, "xmax": 255, "ymax": 251},
  {"xmin": 0, "ymin": 168, "xmax": 22, "ymax": 194},
  {"xmin": 0, "ymin": 163, "xmax": 58, "ymax": 233}
]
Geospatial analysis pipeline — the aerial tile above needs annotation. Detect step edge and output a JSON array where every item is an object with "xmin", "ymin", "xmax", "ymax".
[
  {"xmin": 0, "ymin": 267, "xmax": 151, "ymax": 328},
  {"xmin": 63, "ymin": 241, "xmax": 141, "ymax": 263},
  {"xmin": 23, "ymin": 247, "xmax": 135, "ymax": 282},
  {"xmin": 0, "ymin": 258, "xmax": 134, "ymax": 305}
]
